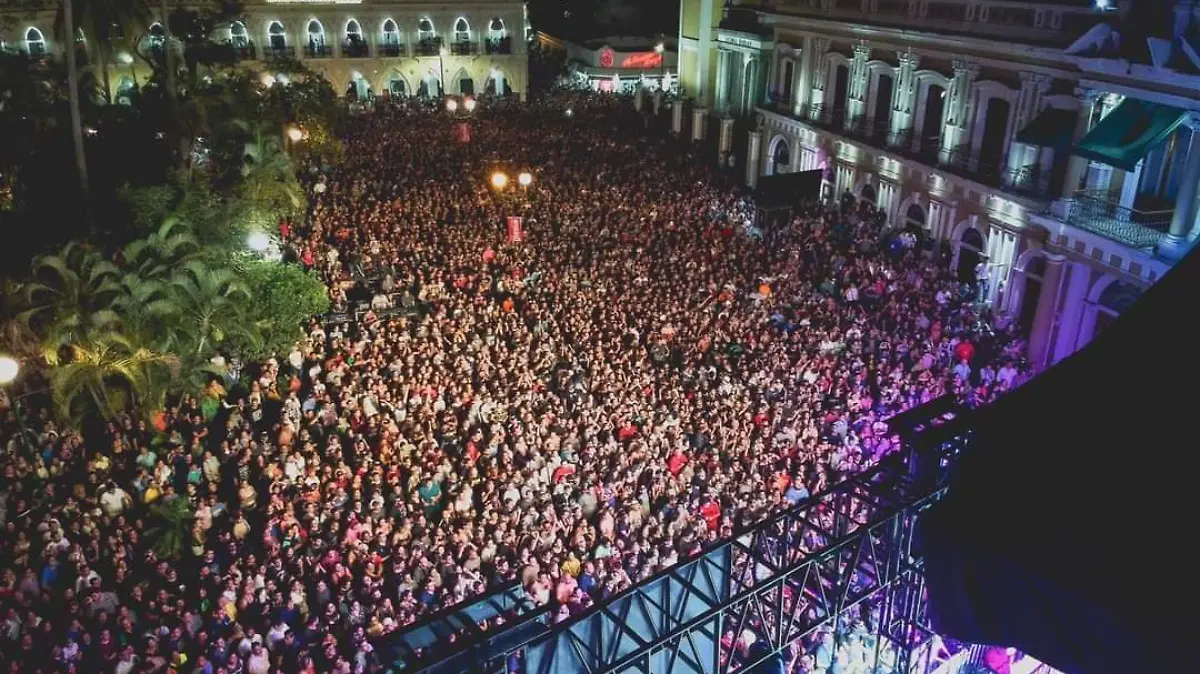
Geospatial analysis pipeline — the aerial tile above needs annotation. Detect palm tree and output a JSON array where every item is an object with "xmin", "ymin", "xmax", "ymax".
[
  {"xmin": 18, "ymin": 242, "xmax": 124, "ymax": 364},
  {"xmin": 49, "ymin": 330, "xmax": 178, "ymax": 422},
  {"xmin": 60, "ymin": 0, "xmax": 93, "ymax": 235},
  {"xmin": 237, "ymin": 122, "xmax": 304, "ymax": 230},
  {"xmin": 163, "ymin": 259, "xmax": 254, "ymax": 357},
  {"xmin": 145, "ymin": 495, "xmax": 193, "ymax": 559},
  {"xmin": 56, "ymin": 0, "xmax": 152, "ymax": 104}
]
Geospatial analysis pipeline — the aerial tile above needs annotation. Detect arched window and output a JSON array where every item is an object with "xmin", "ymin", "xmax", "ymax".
[
  {"xmin": 267, "ymin": 21, "xmax": 286, "ymax": 49},
  {"xmin": 382, "ymin": 19, "xmax": 399, "ymax": 44},
  {"xmin": 488, "ymin": 18, "xmax": 505, "ymax": 39},
  {"xmin": 956, "ymin": 227, "xmax": 985, "ymax": 283},
  {"xmin": 307, "ymin": 20, "xmax": 325, "ymax": 46},
  {"xmin": 230, "ymin": 21, "xmax": 248, "ymax": 47},
  {"xmin": 344, "ymin": 19, "xmax": 365, "ymax": 55},
  {"xmin": 453, "ymin": 18, "xmax": 470, "ymax": 42},
  {"xmin": 24, "ymin": 27, "xmax": 46, "ymax": 56},
  {"xmin": 770, "ymin": 138, "xmax": 790, "ymax": 175},
  {"xmin": 418, "ymin": 18, "xmax": 435, "ymax": 41},
  {"xmin": 148, "ymin": 22, "xmax": 165, "ymax": 43}
]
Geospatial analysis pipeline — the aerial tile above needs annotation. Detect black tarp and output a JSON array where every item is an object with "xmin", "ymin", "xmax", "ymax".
[{"xmin": 919, "ymin": 248, "xmax": 1197, "ymax": 674}]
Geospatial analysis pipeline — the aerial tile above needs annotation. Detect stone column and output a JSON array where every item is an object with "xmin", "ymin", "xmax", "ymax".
[
  {"xmin": 692, "ymin": 108, "xmax": 707, "ymax": 141},
  {"xmin": 1158, "ymin": 116, "xmax": 1200, "ymax": 259},
  {"xmin": 671, "ymin": 100, "xmax": 684, "ymax": 134},
  {"xmin": 653, "ymin": 89, "xmax": 663, "ymax": 115},
  {"xmin": 715, "ymin": 49, "xmax": 729, "ymax": 115},
  {"xmin": 634, "ymin": 86, "xmax": 644, "ymax": 112},
  {"xmin": 889, "ymin": 49, "xmax": 920, "ymax": 146},
  {"xmin": 1119, "ymin": 160, "xmax": 1143, "ymax": 209},
  {"xmin": 807, "ymin": 38, "xmax": 829, "ymax": 115},
  {"xmin": 1027, "ymin": 253, "xmax": 1066, "ymax": 370},
  {"xmin": 746, "ymin": 130, "xmax": 762, "ymax": 188},
  {"xmin": 793, "ymin": 35, "xmax": 814, "ymax": 116},
  {"xmin": 1007, "ymin": 72, "xmax": 1051, "ymax": 175},
  {"xmin": 939, "ymin": 58, "xmax": 980, "ymax": 164},
  {"xmin": 845, "ymin": 40, "xmax": 871, "ymax": 130},
  {"xmin": 1061, "ymin": 88, "xmax": 1100, "ymax": 200},
  {"xmin": 718, "ymin": 117, "xmax": 735, "ymax": 162}
]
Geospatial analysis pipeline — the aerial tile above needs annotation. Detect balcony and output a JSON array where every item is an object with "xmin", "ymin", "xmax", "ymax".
[
  {"xmin": 263, "ymin": 45, "xmax": 295, "ymax": 61},
  {"xmin": 486, "ymin": 37, "xmax": 512, "ymax": 54},
  {"xmin": 450, "ymin": 41, "xmax": 477, "ymax": 56},
  {"xmin": 1060, "ymin": 190, "xmax": 1172, "ymax": 250},
  {"xmin": 844, "ymin": 116, "xmax": 890, "ymax": 146},
  {"xmin": 230, "ymin": 43, "xmax": 256, "ymax": 61},
  {"xmin": 304, "ymin": 44, "xmax": 332, "ymax": 58},
  {"xmin": 343, "ymin": 40, "xmax": 368, "ymax": 58},
  {"xmin": 804, "ymin": 104, "xmax": 846, "ymax": 131},
  {"xmin": 885, "ymin": 130, "xmax": 942, "ymax": 165},
  {"xmin": 380, "ymin": 43, "xmax": 404, "ymax": 57},
  {"xmin": 415, "ymin": 37, "xmax": 442, "ymax": 56}
]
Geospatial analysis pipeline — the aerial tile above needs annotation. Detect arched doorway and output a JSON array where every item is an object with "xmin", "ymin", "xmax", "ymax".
[
  {"xmin": 455, "ymin": 70, "xmax": 474, "ymax": 96},
  {"xmin": 267, "ymin": 21, "xmax": 286, "ymax": 50},
  {"xmin": 347, "ymin": 71, "xmax": 370, "ymax": 100},
  {"xmin": 920, "ymin": 83, "xmax": 946, "ymax": 149},
  {"xmin": 860, "ymin": 183, "xmax": 877, "ymax": 205},
  {"xmin": 956, "ymin": 227, "xmax": 985, "ymax": 283},
  {"xmin": 24, "ymin": 27, "xmax": 46, "ymax": 56},
  {"xmin": 769, "ymin": 137, "xmax": 790, "ymax": 176},
  {"xmin": 115, "ymin": 76, "xmax": 137, "ymax": 105},
  {"xmin": 229, "ymin": 21, "xmax": 249, "ymax": 48},
  {"xmin": 418, "ymin": 73, "xmax": 439, "ymax": 99},
  {"xmin": 1092, "ymin": 280, "xmax": 1142, "ymax": 336},
  {"xmin": 1017, "ymin": 255, "xmax": 1046, "ymax": 334},
  {"xmin": 903, "ymin": 203, "xmax": 926, "ymax": 233},
  {"xmin": 386, "ymin": 71, "xmax": 407, "ymax": 97},
  {"xmin": 485, "ymin": 70, "xmax": 511, "ymax": 97},
  {"xmin": 381, "ymin": 19, "xmax": 401, "ymax": 55},
  {"xmin": 307, "ymin": 19, "xmax": 327, "ymax": 55}
]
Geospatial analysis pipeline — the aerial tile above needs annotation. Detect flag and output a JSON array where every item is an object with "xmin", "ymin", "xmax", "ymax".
[
  {"xmin": 506, "ymin": 216, "xmax": 524, "ymax": 243},
  {"xmin": 456, "ymin": 121, "xmax": 471, "ymax": 143}
]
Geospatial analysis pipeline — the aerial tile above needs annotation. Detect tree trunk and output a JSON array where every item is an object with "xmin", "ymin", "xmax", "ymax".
[
  {"xmin": 159, "ymin": 0, "xmax": 182, "ymax": 164},
  {"xmin": 62, "ymin": 0, "xmax": 94, "ymax": 236}
]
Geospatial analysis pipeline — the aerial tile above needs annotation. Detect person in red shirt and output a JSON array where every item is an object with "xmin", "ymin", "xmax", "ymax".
[{"xmin": 955, "ymin": 339, "xmax": 976, "ymax": 364}]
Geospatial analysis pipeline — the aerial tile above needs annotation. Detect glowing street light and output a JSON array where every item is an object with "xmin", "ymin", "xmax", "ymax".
[
  {"xmin": 463, "ymin": 97, "xmax": 477, "ymax": 112},
  {"xmin": 517, "ymin": 172, "xmax": 533, "ymax": 188},
  {"xmin": 247, "ymin": 232, "xmax": 271, "ymax": 252},
  {"xmin": 565, "ymin": 108, "xmax": 573, "ymax": 118},
  {"xmin": 446, "ymin": 98, "xmax": 459, "ymax": 112},
  {"xmin": 0, "ymin": 356, "xmax": 18, "ymax": 385},
  {"xmin": 490, "ymin": 172, "xmax": 509, "ymax": 190},
  {"xmin": 286, "ymin": 126, "xmax": 304, "ymax": 142},
  {"xmin": 654, "ymin": 42, "xmax": 665, "ymax": 54}
]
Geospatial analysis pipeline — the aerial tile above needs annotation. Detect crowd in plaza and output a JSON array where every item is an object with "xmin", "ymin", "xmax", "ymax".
[{"xmin": 0, "ymin": 93, "xmax": 1030, "ymax": 674}]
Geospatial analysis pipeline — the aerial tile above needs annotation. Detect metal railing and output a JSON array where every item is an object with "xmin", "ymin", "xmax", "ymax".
[
  {"xmin": 805, "ymin": 103, "xmax": 846, "ymax": 130},
  {"xmin": 485, "ymin": 37, "xmax": 512, "ymax": 54},
  {"xmin": 1005, "ymin": 164, "xmax": 1051, "ymax": 199},
  {"xmin": 1065, "ymin": 190, "xmax": 1173, "ymax": 250},
  {"xmin": 229, "ymin": 44, "xmax": 255, "ymax": 61},
  {"xmin": 380, "ymin": 43, "xmax": 404, "ymax": 57},
  {"xmin": 263, "ymin": 45, "xmax": 295, "ymax": 61},
  {"xmin": 343, "ymin": 40, "xmax": 369, "ymax": 58},
  {"xmin": 450, "ymin": 41, "xmax": 478, "ymax": 56},
  {"xmin": 304, "ymin": 44, "xmax": 332, "ymax": 58},
  {"xmin": 845, "ymin": 116, "xmax": 890, "ymax": 144},
  {"xmin": 415, "ymin": 38, "xmax": 442, "ymax": 56}
]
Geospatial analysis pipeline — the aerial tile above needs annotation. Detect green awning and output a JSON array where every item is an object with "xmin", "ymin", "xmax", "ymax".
[
  {"xmin": 1015, "ymin": 107, "xmax": 1076, "ymax": 148},
  {"xmin": 1072, "ymin": 99, "xmax": 1188, "ymax": 172}
]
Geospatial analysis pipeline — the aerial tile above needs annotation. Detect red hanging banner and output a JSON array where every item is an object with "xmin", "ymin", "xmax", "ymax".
[
  {"xmin": 506, "ymin": 216, "xmax": 524, "ymax": 243},
  {"xmin": 456, "ymin": 121, "xmax": 471, "ymax": 144}
]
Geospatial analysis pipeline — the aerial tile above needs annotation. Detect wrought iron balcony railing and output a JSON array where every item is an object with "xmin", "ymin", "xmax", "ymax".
[
  {"xmin": 805, "ymin": 103, "xmax": 846, "ymax": 130},
  {"xmin": 343, "ymin": 40, "xmax": 368, "ymax": 58},
  {"xmin": 450, "ymin": 41, "xmax": 478, "ymax": 55},
  {"xmin": 263, "ymin": 45, "xmax": 294, "ymax": 61},
  {"xmin": 845, "ymin": 116, "xmax": 890, "ymax": 145},
  {"xmin": 1064, "ymin": 191, "xmax": 1172, "ymax": 250},
  {"xmin": 380, "ymin": 43, "xmax": 403, "ymax": 57},
  {"xmin": 485, "ymin": 37, "xmax": 511, "ymax": 54},
  {"xmin": 415, "ymin": 37, "xmax": 442, "ymax": 56},
  {"xmin": 304, "ymin": 44, "xmax": 332, "ymax": 58},
  {"xmin": 1004, "ymin": 164, "xmax": 1052, "ymax": 199},
  {"xmin": 230, "ymin": 44, "xmax": 255, "ymax": 61}
]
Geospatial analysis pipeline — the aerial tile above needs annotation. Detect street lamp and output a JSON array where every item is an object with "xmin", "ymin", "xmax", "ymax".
[
  {"xmin": 446, "ymin": 98, "xmax": 459, "ymax": 112},
  {"xmin": 438, "ymin": 46, "xmax": 448, "ymax": 97},
  {"xmin": 463, "ymin": 97, "xmax": 476, "ymax": 113},
  {"xmin": 517, "ymin": 172, "xmax": 532, "ymax": 188},
  {"xmin": 247, "ymin": 232, "xmax": 271, "ymax": 253},
  {"xmin": 286, "ymin": 126, "xmax": 304, "ymax": 142},
  {"xmin": 655, "ymin": 42, "xmax": 666, "ymax": 91},
  {"xmin": 0, "ymin": 356, "xmax": 18, "ymax": 386},
  {"xmin": 490, "ymin": 172, "xmax": 509, "ymax": 190}
]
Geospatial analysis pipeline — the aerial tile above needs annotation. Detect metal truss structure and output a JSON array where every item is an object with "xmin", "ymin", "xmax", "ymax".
[{"xmin": 379, "ymin": 398, "xmax": 970, "ymax": 674}]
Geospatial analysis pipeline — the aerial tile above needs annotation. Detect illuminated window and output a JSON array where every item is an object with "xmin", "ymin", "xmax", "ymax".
[
  {"xmin": 418, "ymin": 18, "xmax": 435, "ymax": 41},
  {"xmin": 230, "ymin": 21, "xmax": 248, "ymax": 47},
  {"xmin": 488, "ymin": 18, "xmax": 505, "ymax": 39},
  {"xmin": 453, "ymin": 18, "xmax": 470, "ymax": 42},
  {"xmin": 268, "ymin": 21, "xmax": 286, "ymax": 49},
  {"xmin": 24, "ymin": 27, "xmax": 45, "ymax": 56},
  {"xmin": 345, "ymin": 19, "xmax": 363, "ymax": 44},
  {"xmin": 381, "ymin": 19, "xmax": 399, "ymax": 45}
]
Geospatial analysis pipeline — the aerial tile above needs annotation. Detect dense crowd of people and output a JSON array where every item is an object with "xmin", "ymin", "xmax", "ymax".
[{"xmin": 0, "ymin": 94, "xmax": 1030, "ymax": 674}]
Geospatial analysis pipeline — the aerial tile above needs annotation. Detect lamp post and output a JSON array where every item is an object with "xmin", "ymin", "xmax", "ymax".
[
  {"xmin": 0, "ymin": 355, "xmax": 30, "ymax": 454},
  {"xmin": 491, "ymin": 172, "xmax": 509, "ymax": 190},
  {"xmin": 517, "ymin": 172, "xmax": 532, "ymax": 189},
  {"xmin": 439, "ymin": 46, "xmax": 448, "ymax": 98},
  {"xmin": 655, "ymin": 42, "xmax": 665, "ymax": 92}
]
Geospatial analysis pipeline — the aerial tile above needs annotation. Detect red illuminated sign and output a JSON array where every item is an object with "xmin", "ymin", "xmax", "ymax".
[
  {"xmin": 599, "ymin": 49, "xmax": 614, "ymax": 68},
  {"xmin": 621, "ymin": 52, "xmax": 663, "ymax": 69}
]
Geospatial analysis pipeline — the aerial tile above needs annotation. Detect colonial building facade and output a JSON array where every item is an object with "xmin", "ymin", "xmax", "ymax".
[
  {"xmin": 1, "ymin": 0, "xmax": 530, "ymax": 102},
  {"xmin": 678, "ymin": 0, "xmax": 1200, "ymax": 369}
]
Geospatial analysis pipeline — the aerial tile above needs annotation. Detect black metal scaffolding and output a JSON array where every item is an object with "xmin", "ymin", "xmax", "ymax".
[{"xmin": 378, "ymin": 400, "xmax": 970, "ymax": 674}]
